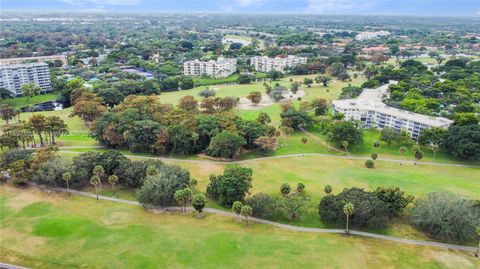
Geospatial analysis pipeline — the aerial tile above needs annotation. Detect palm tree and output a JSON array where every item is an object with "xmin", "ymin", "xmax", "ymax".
[
  {"xmin": 341, "ymin": 140, "xmax": 350, "ymax": 156},
  {"xmin": 399, "ymin": 146, "xmax": 407, "ymax": 160},
  {"xmin": 62, "ymin": 172, "xmax": 72, "ymax": 198},
  {"xmin": 92, "ymin": 165, "xmax": 104, "ymax": 187},
  {"xmin": 108, "ymin": 175, "xmax": 118, "ymax": 196},
  {"xmin": 326, "ymin": 132, "xmax": 333, "ymax": 152},
  {"xmin": 240, "ymin": 205, "xmax": 253, "ymax": 227},
  {"xmin": 343, "ymin": 202, "xmax": 354, "ymax": 234},
  {"xmin": 430, "ymin": 143, "xmax": 439, "ymax": 160},
  {"xmin": 90, "ymin": 175, "xmax": 101, "ymax": 200}
]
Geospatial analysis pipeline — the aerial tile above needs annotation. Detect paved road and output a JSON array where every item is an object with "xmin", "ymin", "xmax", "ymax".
[
  {"xmin": 35, "ymin": 184, "xmax": 479, "ymax": 253},
  {"xmin": 59, "ymin": 148, "xmax": 480, "ymax": 168},
  {"xmin": 0, "ymin": 262, "xmax": 29, "ymax": 269}
]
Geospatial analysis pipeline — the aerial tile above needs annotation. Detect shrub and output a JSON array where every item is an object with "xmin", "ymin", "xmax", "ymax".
[
  {"xmin": 374, "ymin": 187, "xmax": 414, "ymax": 217},
  {"xmin": 410, "ymin": 192, "xmax": 480, "ymax": 242},
  {"xmin": 365, "ymin": 160, "xmax": 374, "ymax": 168},
  {"xmin": 245, "ymin": 192, "xmax": 276, "ymax": 219},
  {"xmin": 199, "ymin": 88, "xmax": 216, "ymax": 98},
  {"xmin": 32, "ymin": 158, "xmax": 72, "ymax": 186}
]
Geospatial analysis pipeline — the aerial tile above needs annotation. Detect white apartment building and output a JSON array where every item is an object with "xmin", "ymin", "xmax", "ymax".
[
  {"xmin": 250, "ymin": 55, "xmax": 307, "ymax": 73},
  {"xmin": 332, "ymin": 83, "xmax": 453, "ymax": 139},
  {"xmin": 0, "ymin": 62, "xmax": 52, "ymax": 96},
  {"xmin": 183, "ymin": 58, "xmax": 237, "ymax": 78},
  {"xmin": 355, "ymin": 31, "xmax": 391, "ymax": 41}
]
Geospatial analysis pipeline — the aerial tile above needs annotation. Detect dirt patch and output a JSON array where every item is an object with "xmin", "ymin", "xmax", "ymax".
[
  {"xmin": 238, "ymin": 90, "xmax": 305, "ymax": 110},
  {"xmin": 429, "ymin": 250, "xmax": 476, "ymax": 268},
  {"xmin": 102, "ymin": 211, "xmax": 131, "ymax": 226}
]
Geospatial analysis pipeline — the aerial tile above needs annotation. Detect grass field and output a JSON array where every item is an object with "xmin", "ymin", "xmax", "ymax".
[
  {"xmin": 1, "ymin": 185, "xmax": 478, "ymax": 269},
  {"xmin": 0, "ymin": 93, "xmax": 59, "ymax": 108}
]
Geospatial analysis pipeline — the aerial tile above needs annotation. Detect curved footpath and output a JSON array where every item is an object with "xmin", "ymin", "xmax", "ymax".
[
  {"xmin": 58, "ymin": 148, "xmax": 480, "ymax": 168},
  {"xmin": 31, "ymin": 184, "xmax": 479, "ymax": 253}
]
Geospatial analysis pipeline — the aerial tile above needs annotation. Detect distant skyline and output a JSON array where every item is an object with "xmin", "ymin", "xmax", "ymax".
[{"xmin": 2, "ymin": 0, "xmax": 480, "ymax": 16}]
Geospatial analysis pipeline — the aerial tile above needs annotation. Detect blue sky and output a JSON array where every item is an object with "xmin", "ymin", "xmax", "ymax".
[{"xmin": 2, "ymin": 0, "xmax": 479, "ymax": 16}]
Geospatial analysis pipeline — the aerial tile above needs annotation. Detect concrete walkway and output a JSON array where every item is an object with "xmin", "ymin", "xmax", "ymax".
[{"xmin": 38, "ymin": 184, "xmax": 478, "ymax": 253}]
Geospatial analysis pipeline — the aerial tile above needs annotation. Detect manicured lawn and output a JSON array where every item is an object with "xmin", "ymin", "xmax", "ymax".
[
  {"xmin": 1, "ymin": 185, "xmax": 478, "ymax": 269},
  {"xmin": 0, "ymin": 93, "xmax": 59, "ymax": 108}
]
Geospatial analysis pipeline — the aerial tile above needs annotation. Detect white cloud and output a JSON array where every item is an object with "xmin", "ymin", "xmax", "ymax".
[
  {"xmin": 307, "ymin": 0, "xmax": 378, "ymax": 13},
  {"xmin": 233, "ymin": 0, "xmax": 266, "ymax": 7}
]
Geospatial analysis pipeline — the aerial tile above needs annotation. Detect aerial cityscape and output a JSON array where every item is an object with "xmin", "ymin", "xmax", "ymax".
[{"xmin": 0, "ymin": 0, "xmax": 479, "ymax": 268}]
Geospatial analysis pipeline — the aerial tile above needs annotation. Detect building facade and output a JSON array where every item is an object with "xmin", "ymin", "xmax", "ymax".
[
  {"xmin": 332, "ymin": 83, "xmax": 453, "ymax": 139},
  {"xmin": 183, "ymin": 58, "xmax": 237, "ymax": 78},
  {"xmin": 0, "ymin": 62, "xmax": 52, "ymax": 96},
  {"xmin": 250, "ymin": 55, "xmax": 307, "ymax": 73}
]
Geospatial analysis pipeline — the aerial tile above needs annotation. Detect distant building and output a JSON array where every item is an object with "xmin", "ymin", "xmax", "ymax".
[
  {"xmin": 355, "ymin": 31, "xmax": 391, "ymax": 41},
  {"xmin": 0, "ymin": 55, "xmax": 68, "ymax": 66},
  {"xmin": 250, "ymin": 55, "xmax": 307, "ymax": 73},
  {"xmin": 0, "ymin": 62, "xmax": 52, "ymax": 96},
  {"xmin": 183, "ymin": 58, "xmax": 237, "ymax": 78},
  {"xmin": 332, "ymin": 83, "xmax": 453, "ymax": 139},
  {"xmin": 120, "ymin": 66, "xmax": 154, "ymax": 80}
]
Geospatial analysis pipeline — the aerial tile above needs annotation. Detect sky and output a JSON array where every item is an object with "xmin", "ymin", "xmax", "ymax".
[{"xmin": 1, "ymin": 0, "xmax": 479, "ymax": 16}]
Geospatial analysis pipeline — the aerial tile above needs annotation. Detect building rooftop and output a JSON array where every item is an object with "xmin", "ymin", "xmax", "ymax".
[
  {"xmin": 333, "ymin": 82, "xmax": 454, "ymax": 127},
  {"xmin": 0, "ymin": 62, "xmax": 49, "ymax": 68}
]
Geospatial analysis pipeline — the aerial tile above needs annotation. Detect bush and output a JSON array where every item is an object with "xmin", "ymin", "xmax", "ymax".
[
  {"xmin": 32, "ymin": 158, "xmax": 72, "ymax": 186},
  {"xmin": 207, "ymin": 131, "xmax": 246, "ymax": 159},
  {"xmin": 137, "ymin": 165, "xmax": 190, "ymax": 207},
  {"xmin": 0, "ymin": 149, "xmax": 32, "ymax": 169},
  {"xmin": 374, "ymin": 187, "xmax": 414, "ymax": 217},
  {"xmin": 365, "ymin": 160, "xmax": 374, "ymax": 168},
  {"xmin": 319, "ymin": 188, "xmax": 390, "ymax": 228},
  {"xmin": 410, "ymin": 192, "xmax": 480, "ymax": 242},
  {"xmin": 199, "ymin": 88, "xmax": 216, "ymax": 98},
  {"xmin": 206, "ymin": 166, "xmax": 253, "ymax": 206},
  {"xmin": 245, "ymin": 192, "xmax": 277, "ymax": 219}
]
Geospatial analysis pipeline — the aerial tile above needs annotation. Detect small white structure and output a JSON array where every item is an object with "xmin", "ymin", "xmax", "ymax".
[
  {"xmin": 250, "ymin": 55, "xmax": 307, "ymax": 73},
  {"xmin": 332, "ymin": 82, "xmax": 453, "ymax": 139},
  {"xmin": 355, "ymin": 31, "xmax": 391, "ymax": 41},
  {"xmin": 183, "ymin": 58, "xmax": 237, "ymax": 78}
]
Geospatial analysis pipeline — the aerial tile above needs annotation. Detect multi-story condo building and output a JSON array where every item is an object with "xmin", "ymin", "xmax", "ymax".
[
  {"xmin": 0, "ymin": 62, "xmax": 52, "ymax": 96},
  {"xmin": 332, "ymin": 83, "xmax": 453, "ymax": 139},
  {"xmin": 183, "ymin": 58, "xmax": 237, "ymax": 78},
  {"xmin": 250, "ymin": 55, "xmax": 307, "ymax": 73}
]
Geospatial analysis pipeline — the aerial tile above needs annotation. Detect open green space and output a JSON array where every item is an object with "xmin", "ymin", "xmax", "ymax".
[
  {"xmin": 0, "ymin": 93, "xmax": 59, "ymax": 108},
  {"xmin": 1, "ymin": 185, "xmax": 478, "ymax": 269}
]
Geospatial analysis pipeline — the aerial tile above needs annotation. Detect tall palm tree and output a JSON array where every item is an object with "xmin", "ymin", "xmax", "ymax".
[
  {"xmin": 343, "ymin": 202, "xmax": 354, "ymax": 234},
  {"xmin": 399, "ymin": 146, "xmax": 407, "ymax": 160},
  {"xmin": 62, "ymin": 172, "xmax": 72, "ymax": 198},
  {"xmin": 430, "ymin": 143, "xmax": 439, "ymax": 160},
  {"xmin": 90, "ymin": 175, "xmax": 101, "ymax": 200},
  {"xmin": 341, "ymin": 140, "xmax": 350, "ymax": 156},
  {"xmin": 108, "ymin": 175, "xmax": 118, "ymax": 196}
]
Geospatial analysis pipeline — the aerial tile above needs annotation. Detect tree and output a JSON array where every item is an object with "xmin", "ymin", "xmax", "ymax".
[
  {"xmin": 303, "ymin": 78, "xmax": 313, "ymax": 87},
  {"xmin": 410, "ymin": 192, "xmax": 480, "ymax": 242},
  {"xmin": 324, "ymin": 184, "xmax": 332, "ymax": 195},
  {"xmin": 247, "ymin": 91, "xmax": 262, "ymax": 106},
  {"xmin": 365, "ymin": 159, "xmax": 374, "ymax": 168},
  {"xmin": 310, "ymin": 98, "xmax": 328, "ymax": 116},
  {"xmin": 45, "ymin": 116, "xmax": 68, "ymax": 145},
  {"xmin": 281, "ymin": 191, "xmax": 310, "ymax": 220},
  {"xmin": 371, "ymin": 153, "xmax": 378, "ymax": 160},
  {"xmin": 174, "ymin": 188, "xmax": 192, "ymax": 213},
  {"xmin": 329, "ymin": 121, "xmax": 363, "ymax": 147},
  {"xmin": 399, "ymin": 146, "xmax": 408, "ymax": 160},
  {"xmin": 27, "ymin": 114, "xmax": 47, "ymax": 146},
  {"xmin": 326, "ymin": 132, "xmax": 333, "ymax": 152},
  {"xmin": 178, "ymin": 95, "xmax": 198, "ymax": 111},
  {"xmin": 444, "ymin": 125, "xmax": 480, "ymax": 160},
  {"xmin": 280, "ymin": 183, "xmax": 291, "ymax": 197},
  {"xmin": 254, "ymin": 136, "xmax": 278, "ymax": 156},
  {"xmin": 341, "ymin": 141, "xmax": 350, "ymax": 156},
  {"xmin": 245, "ymin": 192, "xmax": 276, "ymax": 219},
  {"xmin": 90, "ymin": 175, "xmax": 101, "ymax": 200},
  {"xmin": 373, "ymin": 140, "xmax": 380, "ymax": 148},
  {"xmin": 241, "ymin": 205, "xmax": 253, "ymax": 226},
  {"xmin": 267, "ymin": 70, "xmax": 283, "ymax": 81},
  {"xmin": 414, "ymin": 150, "xmax": 424, "ymax": 164},
  {"xmin": 108, "ymin": 175, "xmax": 119, "ymax": 196},
  {"xmin": 256, "ymin": 112, "xmax": 271, "ymax": 124},
  {"xmin": 418, "ymin": 127, "xmax": 447, "ymax": 146},
  {"xmin": 192, "ymin": 194, "xmax": 207, "ymax": 216},
  {"xmin": 20, "ymin": 82, "xmax": 41, "ymax": 112},
  {"xmin": 137, "ymin": 165, "xmax": 191, "ymax": 207},
  {"xmin": 232, "ymin": 201, "xmax": 243, "ymax": 221},
  {"xmin": 93, "ymin": 165, "xmax": 105, "ymax": 186},
  {"xmin": 380, "ymin": 127, "xmax": 397, "ymax": 148},
  {"xmin": 206, "ymin": 166, "xmax": 253, "ymax": 206},
  {"xmin": 207, "ymin": 131, "xmax": 246, "ymax": 159},
  {"xmin": 343, "ymin": 202, "xmax": 354, "ymax": 234},
  {"xmin": 297, "ymin": 183, "xmax": 305, "ymax": 193},
  {"xmin": 374, "ymin": 187, "xmax": 414, "ymax": 217},
  {"xmin": 97, "ymin": 88, "xmax": 124, "ymax": 107},
  {"xmin": 0, "ymin": 104, "xmax": 16, "ymax": 125},
  {"xmin": 63, "ymin": 172, "xmax": 72, "ymax": 198},
  {"xmin": 317, "ymin": 75, "xmax": 331, "ymax": 86},
  {"xmin": 290, "ymin": 81, "xmax": 301, "ymax": 94},
  {"xmin": 430, "ymin": 144, "xmax": 439, "ymax": 160},
  {"xmin": 238, "ymin": 74, "xmax": 254, "ymax": 84}
]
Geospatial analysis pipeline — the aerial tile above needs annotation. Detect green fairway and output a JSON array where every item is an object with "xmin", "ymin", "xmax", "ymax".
[
  {"xmin": 1, "ymin": 186, "xmax": 478, "ymax": 269},
  {"xmin": 0, "ymin": 93, "xmax": 59, "ymax": 108}
]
